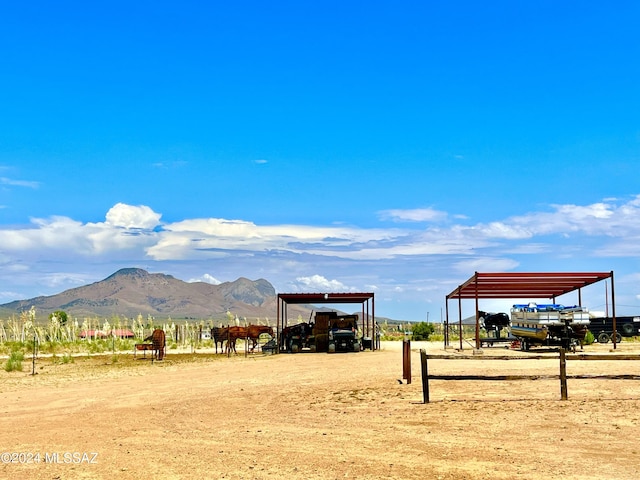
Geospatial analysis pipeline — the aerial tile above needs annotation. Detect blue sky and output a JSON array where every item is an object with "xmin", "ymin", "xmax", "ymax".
[{"xmin": 1, "ymin": 1, "xmax": 639, "ymax": 321}]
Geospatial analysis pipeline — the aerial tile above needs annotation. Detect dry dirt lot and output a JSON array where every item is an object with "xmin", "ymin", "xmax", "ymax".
[{"xmin": 1, "ymin": 340, "xmax": 640, "ymax": 480}]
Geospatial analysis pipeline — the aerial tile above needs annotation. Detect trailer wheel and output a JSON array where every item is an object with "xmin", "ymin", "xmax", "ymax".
[
  {"xmin": 613, "ymin": 332, "xmax": 622, "ymax": 343},
  {"xmin": 622, "ymin": 323, "xmax": 634, "ymax": 336},
  {"xmin": 328, "ymin": 343, "xmax": 336, "ymax": 353},
  {"xmin": 597, "ymin": 332, "xmax": 610, "ymax": 344}
]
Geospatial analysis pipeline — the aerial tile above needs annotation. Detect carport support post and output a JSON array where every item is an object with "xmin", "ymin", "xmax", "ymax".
[
  {"xmin": 420, "ymin": 349, "xmax": 429, "ymax": 403},
  {"xmin": 559, "ymin": 349, "xmax": 568, "ymax": 400}
]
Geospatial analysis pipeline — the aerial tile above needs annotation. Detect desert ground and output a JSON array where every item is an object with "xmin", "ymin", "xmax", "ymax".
[{"xmin": 1, "ymin": 340, "xmax": 640, "ymax": 480}]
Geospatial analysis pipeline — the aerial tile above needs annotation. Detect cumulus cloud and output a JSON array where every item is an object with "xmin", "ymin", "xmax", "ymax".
[
  {"xmin": 188, "ymin": 273, "xmax": 222, "ymax": 285},
  {"xmin": 0, "ymin": 204, "xmax": 162, "ymax": 258},
  {"xmin": 294, "ymin": 275, "xmax": 354, "ymax": 292},
  {"xmin": 105, "ymin": 203, "xmax": 162, "ymax": 229}
]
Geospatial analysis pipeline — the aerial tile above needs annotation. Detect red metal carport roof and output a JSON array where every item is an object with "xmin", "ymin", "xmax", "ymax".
[
  {"xmin": 446, "ymin": 271, "xmax": 614, "ymax": 300},
  {"xmin": 277, "ymin": 292, "xmax": 375, "ymax": 304}
]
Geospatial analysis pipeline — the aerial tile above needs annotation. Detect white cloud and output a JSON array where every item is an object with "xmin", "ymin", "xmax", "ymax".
[
  {"xmin": 105, "ymin": 203, "xmax": 162, "ymax": 229},
  {"xmin": 379, "ymin": 208, "xmax": 447, "ymax": 223},
  {"xmin": 3, "ymin": 196, "xmax": 640, "ymax": 318},
  {"xmin": 452, "ymin": 257, "xmax": 520, "ymax": 274},
  {"xmin": 0, "ymin": 177, "xmax": 40, "ymax": 188},
  {"xmin": 188, "ymin": 273, "xmax": 222, "ymax": 285},
  {"xmin": 294, "ymin": 275, "xmax": 354, "ymax": 292}
]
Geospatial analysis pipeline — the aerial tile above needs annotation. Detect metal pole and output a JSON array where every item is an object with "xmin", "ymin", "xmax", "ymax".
[
  {"xmin": 276, "ymin": 295, "xmax": 281, "ymax": 354},
  {"xmin": 474, "ymin": 272, "xmax": 480, "ymax": 349},
  {"xmin": 611, "ymin": 271, "xmax": 617, "ymax": 350},
  {"xmin": 458, "ymin": 295, "xmax": 463, "ymax": 350}
]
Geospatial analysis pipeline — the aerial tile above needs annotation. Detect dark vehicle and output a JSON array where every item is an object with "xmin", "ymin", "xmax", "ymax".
[
  {"xmin": 589, "ymin": 316, "xmax": 640, "ymax": 343},
  {"xmin": 280, "ymin": 322, "xmax": 315, "ymax": 353},
  {"xmin": 327, "ymin": 314, "xmax": 359, "ymax": 353}
]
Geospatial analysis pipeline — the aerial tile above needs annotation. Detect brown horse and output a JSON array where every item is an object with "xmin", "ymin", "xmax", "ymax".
[
  {"xmin": 210, "ymin": 327, "xmax": 229, "ymax": 354},
  {"xmin": 227, "ymin": 325, "xmax": 274, "ymax": 353},
  {"xmin": 144, "ymin": 329, "xmax": 166, "ymax": 360},
  {"xmin": 246, "ymin": 325, "xmax": 274, "ymax": 352},
  {"xmin": 226, "ymin": 326, "xmax": 247, "ymax": 354}
]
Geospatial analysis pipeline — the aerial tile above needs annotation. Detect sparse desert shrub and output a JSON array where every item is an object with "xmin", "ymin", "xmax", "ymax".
[
  {"xmin": 4, "ymin": 350, "xmax": 24, "ymax": 372},
  {"xmin": 52, "ymin": 353, "xmax": 74, "ymax": 365},
  {"xmin": 86, "ymin": 340, "xmax": 108, "ymax": 354},
  {"xmin": 583, "ymin": 330, "xmax": 595, "ymax": 345}
]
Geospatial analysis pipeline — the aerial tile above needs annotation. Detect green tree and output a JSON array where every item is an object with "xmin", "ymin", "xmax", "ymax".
[
  {"xmin": 411, "ymin": 322, "xmax": 435, "ymax": 341},
  {"xmin": 50, "ymin": 310, "xmax": 68, "ymax": 326}
]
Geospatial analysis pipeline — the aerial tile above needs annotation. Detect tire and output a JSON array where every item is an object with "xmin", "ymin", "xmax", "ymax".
[
  {"xmin": 328, "ymin": 343, "xmax": 336, "ymax": 353},
  {"xmin": 353, "ymin": 342, "xmax": 360, "ymax": 352},
  {"xmin": 597, "ymin": 332, "xmax": 610, "ymax": 344},
  {"xmin": 613, "ymin": 332, "xmax": 622, "ymax": 343},
  {"xmin": 622, "ymin": 323, "xmax": 635, "ymax": 336}
]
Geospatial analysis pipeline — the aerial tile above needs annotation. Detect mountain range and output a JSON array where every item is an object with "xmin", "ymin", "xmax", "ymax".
[{"xmin": 0, "ymin": 268, "xmax": 313, "ymax": 321}]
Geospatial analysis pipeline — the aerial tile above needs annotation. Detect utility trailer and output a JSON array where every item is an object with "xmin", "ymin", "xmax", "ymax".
[
  {"xmin": 588, "ymin": 316, "xmax": 640, "ymax": 343},
  {"xmin": 479, "ymin": 335, "xmax": 518, "ymax": 348}
]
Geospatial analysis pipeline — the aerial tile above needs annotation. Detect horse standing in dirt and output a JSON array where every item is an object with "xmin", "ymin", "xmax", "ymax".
[
  {"xmin": 225, "ymin": 326, "xmax": 247, "ymax": 354},
  {"xmin": 226, "ymin": 325, "xmax": 274, "ymax": 353},
  {"xmin": 210, "ymin": 327, "xmax": 229, "ymax": 354},
  {"xmin": 144, "ymin": 329, "xmax": 166, "ymax": 360},
  {"xmin": 245, "ymin": 325, "xmax": 275, "ymax": 352}
]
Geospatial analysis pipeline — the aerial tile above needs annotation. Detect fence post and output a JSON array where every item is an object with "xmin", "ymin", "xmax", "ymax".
[
  {"xmin": 559, "ymin": 348, "xmax": 568, "ymax": 400},
  {"xmin": 402, "ymin": 339, "xmax": 411, "ymax": 384},
  {"xmin": 420, "ymin": 349, "xmax": 429, "ymax": 403}
]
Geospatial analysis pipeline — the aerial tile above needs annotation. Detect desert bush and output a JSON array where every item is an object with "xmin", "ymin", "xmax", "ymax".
[
  {"xmin": 411, "ymin": 322, "xmax": 435, "ymax": 340},
  {"xmin": 61, "ymin": 353, "xmax": 74, "ymax": 364},
  {"xmin": 0, "ymin": 341, "xmax": 28, "ymax": 357},
  {"xmin": 4, "ymin": 350, "xmax": 24, "ymax": 372},
  {"xmin": 583, "ymin": 330, "xmax": 595, "ymax": 345}
]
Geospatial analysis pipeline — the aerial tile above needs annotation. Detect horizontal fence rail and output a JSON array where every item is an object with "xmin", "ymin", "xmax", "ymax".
[{"xmin": 415, "ymin": 349, "xmax": 640, "ymax": 403}]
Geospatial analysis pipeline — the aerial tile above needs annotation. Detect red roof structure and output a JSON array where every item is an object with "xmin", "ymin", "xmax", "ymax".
[{"xmin": 445, "ymin": 271, "xmax": 616, "ymax": 349}]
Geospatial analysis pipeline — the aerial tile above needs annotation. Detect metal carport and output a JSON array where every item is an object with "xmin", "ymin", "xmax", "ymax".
[
  {"xmin": 445, "ymin": 271, "xmax": 616, "ymax": 349},
  {"xmin": 277, "ymin": 292, "xmax": 376, "ymax": 352}
]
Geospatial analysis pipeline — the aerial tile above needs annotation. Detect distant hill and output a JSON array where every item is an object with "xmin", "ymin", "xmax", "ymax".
[{"xmin": 0, "ymin": 268, "xmax": 312, "ymax": 321}]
